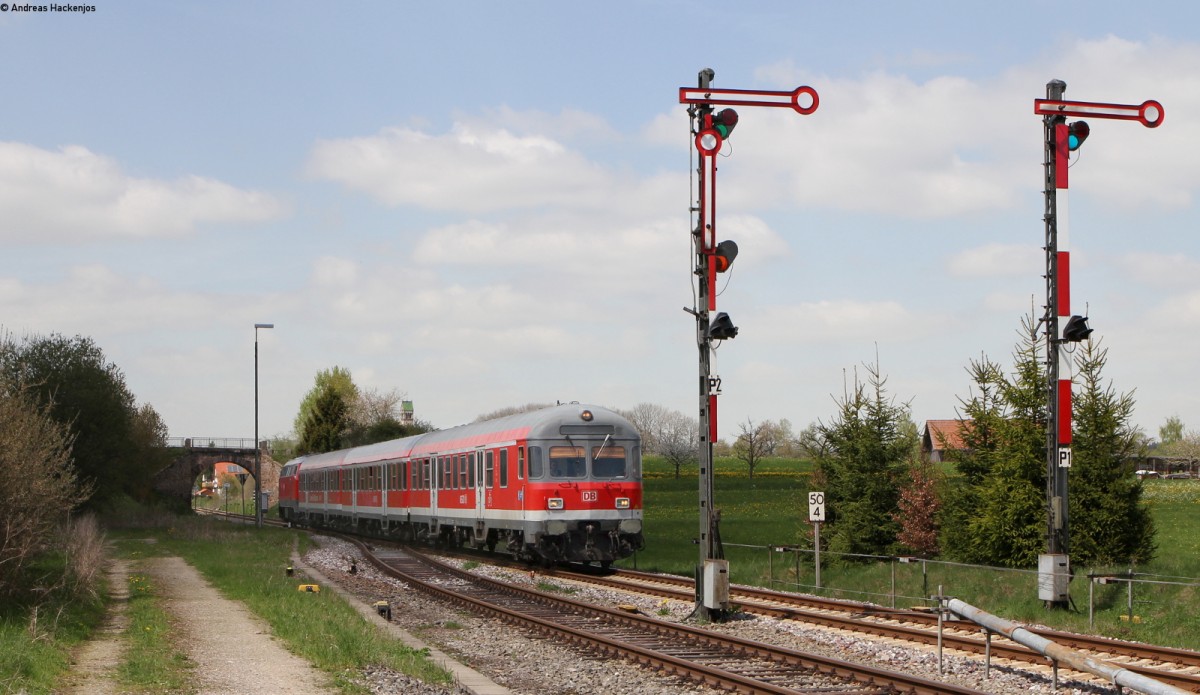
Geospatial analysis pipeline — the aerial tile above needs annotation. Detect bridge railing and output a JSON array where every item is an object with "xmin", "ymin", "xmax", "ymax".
[{"xmin": 167, "ymin": 437, "xmax": 272, "ymax": 452}]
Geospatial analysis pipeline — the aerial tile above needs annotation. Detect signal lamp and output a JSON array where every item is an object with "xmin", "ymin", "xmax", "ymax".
[
  {"xmin": 1062, "ymin": 315, "xmax": 1093, "ymax": 342},
  {"xmin": 714, "ymin": 108, "xmax": 738, "ymax": 139},
  {"xmin": 707, "ymin": 312, "xmax": 739, "ymax": 340},
  {"xmin": 713, "ymin": 240, "xmax": 738, "ymax": 272},
  {"xmin": 1068, "ymin": 121, "xmax": 1090, "ymax": 151}
]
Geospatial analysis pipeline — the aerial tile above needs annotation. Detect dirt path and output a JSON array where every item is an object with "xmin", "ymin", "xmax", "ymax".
[
  {"xmin": 61, "ymin": 558, "xmax": 132, "ymax": 695},
  {"xmin": 62, "ymin": 552, "xmax": 337, "ymax": 695},
  {"xmin": 144, "ymin": 555, "xmax": 336, "ymax": 695}
]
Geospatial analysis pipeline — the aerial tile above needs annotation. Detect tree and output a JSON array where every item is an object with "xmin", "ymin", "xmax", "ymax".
[
  {"xmin": 0, "ymin": 375, "xmax": 90, "ymax": 597},
  {"xmin": 811, "ymin": 361, "xmax": 915, "ymax": 557},
  {"xmin": 952, "ymin": 314, "xmax": 1048, "ymax": 567},
  {"xmin": 343, "ymin": 386, "xmax": 433, "ymax": 446},
  {"xmin": 620, "ymin": 403, "xmax": 676, "ymax": 454},
  {"xmin": 1068, "ymin": 339, "xmax": 1155, "ymax": 566},
  {"xmin": 0, "ymin": 333, "xmax": 145, "ymax": 508},
  {"xmin": 658, "ymin": 410, "xmax": 698, "ymax": 478},
  {"xmin": 732, "ymin": 418, "xmax": 778, "ymax": 480},
  {"xmin": 894, "ymin": 455, "xmax": 941, "ymax": 557},
  {"xmin": 1159, "ymin": 415, "xmax": 1184, "ymax": 448},
  {"xmin": 298, "ymin": 383, "xmax": 349, "ymax": 454},
  {"xmin": 294, "ymin": 367, "xmax": 358, "ymax": 439}
]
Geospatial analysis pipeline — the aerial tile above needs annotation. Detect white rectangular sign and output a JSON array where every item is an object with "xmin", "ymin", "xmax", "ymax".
[{"xmin": 808, "ymin": 491, "xmax": 825, "ymax": 522}]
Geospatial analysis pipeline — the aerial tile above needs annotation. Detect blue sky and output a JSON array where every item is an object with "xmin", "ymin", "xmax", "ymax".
[{"xmin": 3, "ymin": 1, "xmax": 1200, "ymax": 443}]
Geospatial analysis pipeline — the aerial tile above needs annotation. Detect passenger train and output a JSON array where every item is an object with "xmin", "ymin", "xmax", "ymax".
[{"xmin": 277, "ymin": 403, "xmax": 644, "ymax": 566}]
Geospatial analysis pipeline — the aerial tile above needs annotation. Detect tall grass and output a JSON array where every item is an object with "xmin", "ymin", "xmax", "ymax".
[{"xmin": 628, "ymin": 455, "xmax": 1200, "ymax": 650}]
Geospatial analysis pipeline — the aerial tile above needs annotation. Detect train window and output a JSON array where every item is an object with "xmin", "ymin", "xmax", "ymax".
[
  {"xmin": 499, "ymin": 449, "xmax": 509, "ymax": 488},
  {"xmin": 517, "ymin": 446, "xmax": 525, "ymax": 480},
  {"xmin": 592, "ymin": 446, "xmax": 627, "ymax": 479},
  {"xmin": 422, "ymin": 459, "xmax": 430, "ymax": 490},
  {"xmin": 549, "ymin": 446, "xmax": 586, "ymax": 479},
  {"xmin": 528, "ymin": 446, "xmax": 544, "ymax": 479},
  {"xmin": 457, "ymin": 455, "xmax": 468, "ymax": 489},
  {"xmin": 469, "ymin": 451, "xmax": 477, "ymax": 488},
  {"xmin": 485, "ymin": 451, "xmax": 494, "ymax": 488}
]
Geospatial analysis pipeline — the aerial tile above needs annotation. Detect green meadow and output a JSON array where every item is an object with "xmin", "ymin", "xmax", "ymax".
[{"xmin": 626, "ymin": 455, "xmax": 1200, "ymax": 651}]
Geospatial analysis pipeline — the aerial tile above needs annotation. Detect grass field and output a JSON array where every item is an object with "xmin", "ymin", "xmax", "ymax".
[{"xmin": 627, "ymin": 455, "xmax": 1200, "ymax": 650}]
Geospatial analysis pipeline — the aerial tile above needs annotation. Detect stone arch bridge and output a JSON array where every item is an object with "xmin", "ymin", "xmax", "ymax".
[{"xmin": 154, "ymin": 438, "xmax": 282, "ymax": 507}]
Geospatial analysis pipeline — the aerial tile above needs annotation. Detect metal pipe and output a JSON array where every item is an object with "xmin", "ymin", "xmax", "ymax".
[{"xmin": 946, "ymin": 598, "xmax": 1190, "ymax": 695}]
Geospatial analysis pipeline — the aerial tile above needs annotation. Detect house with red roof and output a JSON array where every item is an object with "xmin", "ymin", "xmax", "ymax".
[{"xmin": 922, "ymin": 420, "xmax": 972, "ymax": 463}]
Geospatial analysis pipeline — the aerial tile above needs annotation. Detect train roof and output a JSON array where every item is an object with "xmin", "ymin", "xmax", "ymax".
[{"xmin": 289, "ymin": 403, "xmax": 637, "ymax": 472}]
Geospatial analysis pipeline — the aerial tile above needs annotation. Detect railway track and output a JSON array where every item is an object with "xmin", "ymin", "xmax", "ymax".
[
  {"xmin": 545, "ymin": 566, "xmax": 1200, "ymax": 692},
  {"xmin": 342, "ymin": 537, "xmax": 985, "ymax": 695},
  {"xmin": 199, "ymin": 509, "xmax": 1200, "ymax": 692}
]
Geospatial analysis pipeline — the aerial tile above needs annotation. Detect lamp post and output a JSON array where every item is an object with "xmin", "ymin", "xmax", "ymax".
[{"xmin": 254, "ymin": 323, "xmax": 274, "ymax": 528}]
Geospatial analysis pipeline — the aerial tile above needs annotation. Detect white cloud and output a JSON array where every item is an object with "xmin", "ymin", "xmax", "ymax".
[
  {"xmin": 306, "ymin": 122, "xmax": 616, "ymax": 214},
  {"xmin": 1116, "ymin": 251, "xmax": 1200, "ymax": 287},
  {"xmin": 948, "ymin": 243, "xmax": 1042, "ymax": 278},
  {"xmin": 0, "ymin": 142, "xmax": 285, "ymax": 243},
  {"xmin": 748, "ymin": 298, "xmax": 940, "ymax": 345}
]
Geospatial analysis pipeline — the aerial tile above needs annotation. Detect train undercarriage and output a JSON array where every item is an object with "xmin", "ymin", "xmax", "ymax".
[{"xmin": 280, "ymin": 506, "xmax": 643, "ymax": 567}]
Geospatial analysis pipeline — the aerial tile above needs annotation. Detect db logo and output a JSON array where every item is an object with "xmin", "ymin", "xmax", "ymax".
[{"xmin": 581, "ymin": 490, "xmax": 598, "ymax": 502}]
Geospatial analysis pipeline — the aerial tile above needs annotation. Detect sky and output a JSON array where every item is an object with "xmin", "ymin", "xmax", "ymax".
[{"xmin": 3, "ymin": 1, "xmax": 1200, "ymax": 445}]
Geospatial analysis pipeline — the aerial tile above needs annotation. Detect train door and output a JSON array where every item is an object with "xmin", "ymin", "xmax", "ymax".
[
  {"xmin": 473, "ymin": 449, "xmax": 486, "ymax": 540},
  {"xmin": 430, "ymin": 456, "xmax": 440, "ymax": 524}
]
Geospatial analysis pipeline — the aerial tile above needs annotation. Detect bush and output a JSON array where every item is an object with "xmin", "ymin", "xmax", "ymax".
[{"xmin": 0, "ymin": 377, "xmax": 90, "ymax": 598}]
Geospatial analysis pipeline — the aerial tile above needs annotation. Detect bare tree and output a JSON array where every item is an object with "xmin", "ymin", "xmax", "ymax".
[
  {"xmin": 658, "ymin": 410, "xmax": 699, "ymax": 478},
  {"xmin": 0, "ymin": 377, "xmax": 90, "ymax": 597},
  {"xmin": 619, "ymin": 402, "xmax": 676, "ymax": 454},
  {"xmin": 733, "ymin": 418, "xmax": 779, "ymax": 480},
  {"xmin": 352, "ymin": 387, "xmax": 406, "ymax": 427}
]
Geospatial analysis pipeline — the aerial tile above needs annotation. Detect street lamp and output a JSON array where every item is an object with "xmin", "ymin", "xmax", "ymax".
[{"xmin": 254, "ymin": 323, "xmax": 274, "ymax": 528}]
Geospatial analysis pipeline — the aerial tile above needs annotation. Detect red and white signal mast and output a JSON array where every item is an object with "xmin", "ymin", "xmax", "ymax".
[
  {"xmin": 679, "ymin": 69, "xmax": 818, "ymax": 619},
  {"xmin": 1034, "ymin": 80, "xmax": 1162, "ymax": 607}
]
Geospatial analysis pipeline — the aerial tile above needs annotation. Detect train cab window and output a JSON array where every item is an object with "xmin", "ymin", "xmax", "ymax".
[
  {"xmin": 517, "ymin": 446, "xmax": 525, "ymax": 480},
  {"xmin": 549, "ymin": 446, "xmax": 586, "ymax": 479},
  {"xmin": 499, "ymin": 449, "xmax": 509, "ymax": 488},
  {"xmin": 528, "ymin": 446, "xmax": 544, "ymax": 479},
  {"xmin": 485, "ymin": 451, "xmax": 494, "ymax": 488},
  {"xmin": 592, "ymin": 446, "xmax": 627, "ymax": 479}
]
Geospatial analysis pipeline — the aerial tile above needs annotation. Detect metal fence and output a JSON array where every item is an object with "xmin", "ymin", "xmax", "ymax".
[
  {"xmin": 716, "ymin": 541, "xmax": 1200, "ymax": 628},
  {"xmin": 166, "ymin": 437, "xmax": 271, "ymax": 451}
]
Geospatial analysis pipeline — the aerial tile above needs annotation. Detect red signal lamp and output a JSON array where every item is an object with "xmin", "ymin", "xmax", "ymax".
[
  {"xmin": 713, "ymin": 240, "xmax": 738, "ymax": 272},
  {"xmin": 714, "ymin": 109, "xmax": 738, "ymax": 139},
  {"xmin": 1068, "ymin": 121, "xmax": 1090, "ymax": 151}
]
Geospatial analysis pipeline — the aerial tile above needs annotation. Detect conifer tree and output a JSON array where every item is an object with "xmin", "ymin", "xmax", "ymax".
[
  {"xmin": 1068, "ymin": 339, "xmax": 1155, "ymax": 566},
  {"xmin": 814, "ymin": 360, "xmax": 915, "ymax": 557}
]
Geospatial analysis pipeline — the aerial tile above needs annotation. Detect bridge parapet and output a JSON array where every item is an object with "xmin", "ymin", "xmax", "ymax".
[{"xmin": 167, "ymin": 437, "xmax": 272, "ymax": 453}]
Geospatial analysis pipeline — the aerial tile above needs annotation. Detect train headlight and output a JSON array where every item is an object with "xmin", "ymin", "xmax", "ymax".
[
  {"xmin": 615, "ymin": 497, "xmax": 630, "ymax": 509},
  {"xmin": 547, "ymin": 497, "xmax": 564, "ymax": 510}
]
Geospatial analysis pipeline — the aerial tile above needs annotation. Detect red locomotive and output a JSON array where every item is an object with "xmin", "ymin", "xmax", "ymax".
[{"xmin": 278, "ymin": 403, "xmax": 644, "ymax": 566}]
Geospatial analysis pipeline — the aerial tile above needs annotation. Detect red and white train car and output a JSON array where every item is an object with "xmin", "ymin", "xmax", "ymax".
[{"xmin": 277, "ymin": 404, "xmax": 644, "ymax": 565}]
